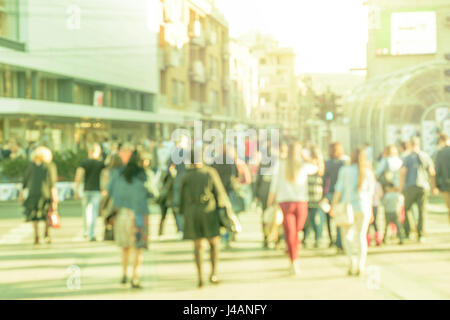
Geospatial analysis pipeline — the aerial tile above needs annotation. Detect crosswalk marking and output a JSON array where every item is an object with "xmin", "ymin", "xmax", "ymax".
[{"xmin": 0, "ymin": 223, "xmax": 33, "ymax": 245}]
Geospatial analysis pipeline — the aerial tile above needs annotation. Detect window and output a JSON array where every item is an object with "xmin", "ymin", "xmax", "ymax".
[
  {"xmin": 0, "ymin": 0, "xmax": 19, "ymax": 41},
  {"xmin": 171, "ymin": 80, "xmax": 185, "ymax": 106},
  {"xmin": 209, "ymin": 90, "xmax": 218, "ymax": 108},
  {"xmin": 74, "ymin": 83, "xmax": 93, "ymax": 105},
  {"xmin": 0, "ymin": 69, "xmax": 16, "ymax": 97},
  {"xmin": 39, "ymin": 78, "xmax": 58, "ymax": 102},
  {"xmin": 209, "ymin": 56, "xmax": 217, "ymax": 80}
]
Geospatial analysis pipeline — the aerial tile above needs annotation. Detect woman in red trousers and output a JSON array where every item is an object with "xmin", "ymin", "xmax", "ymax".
[{"xmin": 267, "ymin": 140, "xmax": 318, "ymax": 275}]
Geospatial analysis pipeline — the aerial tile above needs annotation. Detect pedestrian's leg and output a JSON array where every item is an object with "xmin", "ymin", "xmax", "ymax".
[
  {"xmin": 131, "ymin": 248, "xmax": 143, "ymax": 286},
  {"xmin": 280, "ymin": 203, "xmax": 297, "ymax": 263},
  {"xmin": 393, "ymin": 214, "xmax": 404, "ymax": 244},
  {"xmin": 121, "ymin": 247, "xmax": 130, "ymax": 280},
  {"xmin": 326, "ymin": 213, "xmax": 334, "ymax": 247},
  {"xmin": 81, "ymin": 196, "xmax": 88, "ymax": 238},
  {"xmin": 340, "ymin": 225, "xmax": 355, "ymax": 274},
  {"xmin": 207, "ymin": 236, "xmax": 220, "ymax": 284},
  {"xmin": 403, "ymin": 187, "xmax": 416, "ymax": 238},
  {"xmin": 444, "ymin": 192, "xmax": 450, "ymax": 224},
  {"xmin": 316, "ymin": 208, "xmax": 326, "ymax": 246},
  {"xmin": 303, "ymin": 209, "xmax": 313, "ymax": 244},
  {"xmin": 357, "ymin": 211, "xmax": 371, "ymax": 275},
  {"xmin": 416, "ymin": 188, "xmax": 427, "ymax": 240},
  {"xmin": 159, "ymin": 205, "xmax": 168, "ymax": 236},
  {"xmin": 89, "ymin": 192, "xmax": 101, "ymax": 241},
  {"xmin": 336, "ymin": 227, "xmax": 343, "ymax": 249},
  {"xmin": 194, "ymin": 239, "xmax": 204, "ymax": 287},
  {"xmin": 33, "ymin": 221, "xmax": 39, "ymax": 244},
  {"xmin": 44, "ymin": 218, "xmax": 51, "ymax": 243}
]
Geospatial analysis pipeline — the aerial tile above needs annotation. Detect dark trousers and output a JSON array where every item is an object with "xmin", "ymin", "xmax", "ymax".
[
  {"xmin": 403, "ymin": 186, "xmax": 427, "ymax": 238},
  {"xmin": 303, "ymin": 207, "xmax": 325, "ymax": 243},
  {"xmin": 159, "ymin": 204, "xmax": 182, "ymax": 234},
  {"xmin": 325, "ymin": 192, "xmax": 342, "ymax": 249}
]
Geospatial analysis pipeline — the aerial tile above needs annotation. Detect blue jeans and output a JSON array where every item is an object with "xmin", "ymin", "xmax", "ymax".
[
  {"xmin": 304, "ymin": 207, "xmax": 326, "ymax": 243},
  {"xmin": 82, "ymin": 191, "xmax": 102, "ymax": 240}
]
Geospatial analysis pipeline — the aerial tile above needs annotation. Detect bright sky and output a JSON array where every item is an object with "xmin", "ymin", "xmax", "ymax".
[{"xmin": 216, "ymin": 0, "xmax": 368, "ymax": 74}]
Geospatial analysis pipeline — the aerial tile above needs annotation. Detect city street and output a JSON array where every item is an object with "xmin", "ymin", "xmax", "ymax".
[{"xmin": 1, "ymin": 197, "xmax": 449, "ymax": 300}]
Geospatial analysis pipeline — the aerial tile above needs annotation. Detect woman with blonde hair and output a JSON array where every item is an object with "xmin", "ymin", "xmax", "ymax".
[
  {"xmin": 267, "ymin": 140, "xmax": 318, "ymax": 275},
  {"xmin": 332, "ymin": 147, "xmax": 375, "ymax": 276},
  {"xmin": 20, "ymin": 146, "xmax": 58, "ymax": 245}
]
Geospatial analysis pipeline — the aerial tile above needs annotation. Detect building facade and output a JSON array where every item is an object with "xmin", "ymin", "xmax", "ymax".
[
  {"xmin": 0, "ymin": 0, "xmax": 169, "ymax": 150},
  {"xmin": 367, "ymin": 0, "xmax": 450, "ymax": 78},
  {"xmin": 244, "ymin": 32, "xmax": 298, "ymax": 136},
  {"xmin": 158, "ymin": 0, "xmax": 233, "ymax": 131}
]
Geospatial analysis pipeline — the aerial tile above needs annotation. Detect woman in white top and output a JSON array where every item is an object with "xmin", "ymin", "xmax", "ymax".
[{"xmin": 267, "ymin": 141, "xmax": 318, "ymax": 275}]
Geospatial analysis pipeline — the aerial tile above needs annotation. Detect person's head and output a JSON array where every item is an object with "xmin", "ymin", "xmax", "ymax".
[
  {"xmin": 310, "ymin": 145, "xmax": 323, "ymax": 162},
  {"xmin": 386, "ymin": 145, "xmax": 399, "ymax": 157},
  {"xmin": 329, "ymin": 142, "xmax": 344, "ymax": 159},
  {"xmin": 351, "ymin": 146, "xmax": 372, "ymax": 190},
  {"xmin": 141, "ymin": 152, "xmax": 153, "ymax": 169},
  {"xmin": 410, "ymin": 136, "xmax": 421, "ymax": 151},
  {"xmin": 285, "ymin": 141, "xmax": 303, "ymax": 183},
  {"xmin": 31, "ymin": 146, "xmax": 53, "ymax": 164},
  {"xmin": 88, "ymin": 143, "xmax": 102, "ymax": 160},
  {"xmin": 438, "ymin": 133, "xmax": 449, "ymax": 148},
  {"xmin": 119, "ymin": 143, "xmax": 134, "ymax": 165},
  {"xmin": 122, "ymin": 150, "xmax": 143, "ymax": 183},
  {"xmin": 385, "ymin": 182, "xmax": 395, "ymax": 193},
  {"xmin": 400, "ymin": 140, "xmax": 412, "ymax": 153},
  {"xmin": 109, "ymin": 154, "xmax": 123, "ymax": 170}
]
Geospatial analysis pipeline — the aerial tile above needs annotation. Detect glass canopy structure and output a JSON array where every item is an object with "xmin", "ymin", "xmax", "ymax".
[{"xmin": 343, "ymin": 60, "xmax": 450, "ymax": 156}]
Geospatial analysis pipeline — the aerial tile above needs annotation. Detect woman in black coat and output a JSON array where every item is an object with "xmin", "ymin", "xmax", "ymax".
[
  {"xmin": 179, "ymin": 151, "xmax": 232, "ymax": 288},
  {"xmin": 20, "ymin": 146, "xmax": 58, "ymax": 245}
]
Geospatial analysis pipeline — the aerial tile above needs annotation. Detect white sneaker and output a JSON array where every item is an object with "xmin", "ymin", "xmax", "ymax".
[
  {"xmin": 176, "ymin": 231, "xmax": 183, "ymax": 240},
  {"xmin": 291, "ymin": 260, "xmax": 301, "ymax": 276}
]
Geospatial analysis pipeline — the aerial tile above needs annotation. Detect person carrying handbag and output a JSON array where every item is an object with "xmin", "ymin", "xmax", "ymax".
[{"xmin": 332, "ymin": 147, "xmax": 375, "ymax": 277}]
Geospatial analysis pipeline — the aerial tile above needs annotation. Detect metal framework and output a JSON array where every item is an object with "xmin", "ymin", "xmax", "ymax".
[{"xmin": 344, "ymin": 60, "xmax": 450, "ymax": 156}]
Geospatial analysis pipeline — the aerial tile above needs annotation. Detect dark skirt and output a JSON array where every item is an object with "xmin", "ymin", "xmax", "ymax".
[{"xmin": 23, "ymin": 196, "xmax": 51, "ymax": 222}]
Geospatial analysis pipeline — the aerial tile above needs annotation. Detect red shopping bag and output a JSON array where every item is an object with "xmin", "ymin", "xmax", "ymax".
[{"xmin": 48, "ymin": 205, "xmax": 61, "ymax": 229}]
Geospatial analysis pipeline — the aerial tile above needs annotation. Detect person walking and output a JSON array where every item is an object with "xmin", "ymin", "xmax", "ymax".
[
  {"xmin": 323, "ymin": 142, "xmax": 348, "ymax": 250},
  {"xmin": 75, "ymin": 144, "xmax": 105, "ymax": 242},
  {"xmin": 303, "ymin": 145, "xmax": 325, "ymax": 248},
  {"xmin": 332, "ymin": 147, "xmax": 375, "ymax": 276},
  {"xmin": 434, "ymin": 133, "xmax": 450, "ymax": 223},
  {"xmin": 382, "ymin": 182, "xmax": 405, "ymax": 245},
  {"xmin": 255, "ymin": 141, "xmax": 278, "ymax": 248},
  {"xmin": 436, "ymin": 133, "xmax": 450, "ymax": 223},
  {"xmin": 107, "ymin": 150, "xmax": 150, "ymax": 289},
  {"xmin": 376, "ymin": 145, "xmax": 403, "ymax": 189},
  {"xmin": 399, "ymin": 137, "xmax": 436, "ymax": 243},
  {"xmin": 19, "ymin": 146, "xmax": 58, "ymax": 245},
  {"xmin": 267, "ymin": 140, "xmax": 318, "ymax": 275},
  {"xmin": 367, "ymin": 180, "xmax": 383, "ymax": 247},
  {"xmin": 179, "ymin": 151, "xmax": 232, "ymax": 288},
  {"xmin": 211, "ymin": 145, "xmax": 239, "ymax": 250}
]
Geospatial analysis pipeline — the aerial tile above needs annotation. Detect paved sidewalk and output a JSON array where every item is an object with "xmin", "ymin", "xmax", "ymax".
[{"xmin": 0, "ymin": 197, "xmax": 449, "ymax": 300}]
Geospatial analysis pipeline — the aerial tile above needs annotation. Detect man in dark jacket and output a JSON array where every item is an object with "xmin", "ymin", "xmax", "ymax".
[{"xmin": 435, "ymin": 133, "xmax": 450, "ymax": 223}]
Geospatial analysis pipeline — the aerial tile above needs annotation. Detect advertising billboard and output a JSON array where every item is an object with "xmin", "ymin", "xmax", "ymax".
[{"xmin": 375, "ymin": 9, "xmax": 436, "ymax": 56}]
